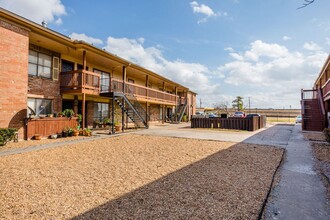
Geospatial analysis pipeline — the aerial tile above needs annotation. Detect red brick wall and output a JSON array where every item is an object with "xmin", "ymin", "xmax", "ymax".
[
  {"xmin": 149, "ymin": 104, "xmax": 161, "ymax": 122},
  {"xmin": 0, "ymin": 20, "xmax": 29, "ymax": 137},
  {"xmin": 86, "ymin": 101, "xmax": 94, "ymax": 128},
  {"xmin": 28, "ymin": 76, "xmax": 61, "ymax": 113}
]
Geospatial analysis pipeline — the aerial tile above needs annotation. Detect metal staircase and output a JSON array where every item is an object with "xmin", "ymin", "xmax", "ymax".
[
  {"xmin": 99, "ymin": 77, "xmax": 148, "ymax": 129},
  {"xmin": 114, "ymin": 93, "xmax": 149, "ymax": 129},
  {"xmin": 171, "ymin": 98, "xmax": 188, "ymax": 123},
  {"xmin": 301, "ymin": 89, "xmax": 325, "ymax": 131}
]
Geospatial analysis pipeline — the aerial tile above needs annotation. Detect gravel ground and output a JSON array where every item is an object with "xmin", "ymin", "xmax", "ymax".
[
  {"xmin": 303, "ymin": 132, "xmax": 326, "ymax": 142},
  {"xmin": 0, "ymin": 134, "xmax": 284, "ymax": 219},
  {"xmin": 312, "ymin": 142, "xmax": 330, "ymax": 199}
]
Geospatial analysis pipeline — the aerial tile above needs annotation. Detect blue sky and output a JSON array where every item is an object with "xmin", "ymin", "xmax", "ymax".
[{"xmin": 1, "ymin": 0, "xmax": 330, "ymax": 109}]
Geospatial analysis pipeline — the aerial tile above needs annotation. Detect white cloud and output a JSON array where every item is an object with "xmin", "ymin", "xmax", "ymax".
[
  {"xmin": 224, "ymin": 47, "xmax": 235, "ymax": 52},
  {"xmin": 69, "ymin": 33, "xmax": 103, "ymax": 45},
  {"xmin": 228, "ymin": 40, "xmax": 289, "ymax": 62},
  {"xmin": 303, "ymin": 41, "xmax": 322, "ymax": 51},
  {"xmin": 217, "ymin": 40, "xmax": 328, "ymax": 108},
  {"xmin": 104, "ymin": 36, "xmax": 216, "ymax": 94},
  {"xmin": 190, "ymin": 1, "xmax": 221, "ymax": 24},
  {"xmin": 0, "ymin": 0, "xmax": 66, "ymax": 25},
  {"xmin": 190, "ymin": 1, "xmax": 216, "ymax": 17},
  {"xmin": 282, "ymin": 36, "xmax": 291, "ymax": 41}
]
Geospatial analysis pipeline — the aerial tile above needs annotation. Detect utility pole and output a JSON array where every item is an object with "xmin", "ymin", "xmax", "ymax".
[
  {"xmin": 248, "ymin": 97, "xmax": 251, "ymax": 114},
  {"xmin": 200, "ymin": 98, "xmax": 202, "ymax": 108}
]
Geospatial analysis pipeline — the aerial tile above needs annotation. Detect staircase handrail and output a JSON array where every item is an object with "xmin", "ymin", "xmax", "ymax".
[
  {"xmin": 317, "ymin": 88, "xmax": 326, "ymax": 116},
  {"xmin": 177, "ymin": 98, "xmax": 188, "ymax": 122}
]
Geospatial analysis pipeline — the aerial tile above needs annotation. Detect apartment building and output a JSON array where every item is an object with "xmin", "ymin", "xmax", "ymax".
[
  {"xmin": 0, "ymin": 8, "xmax": 196, "ymax": 139},
  {"xmin": 301, "ymin": 54, "xmax": 330, "ymax": 131}
]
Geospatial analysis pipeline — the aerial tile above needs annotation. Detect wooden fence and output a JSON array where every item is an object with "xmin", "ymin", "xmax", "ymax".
[
  {"xmin": 25, "ymin": 117, "xmax": 78, "ymax": 139},
  {"xmin": 191, "ymin": 116, "xmax": 266, "ymax": 131}
]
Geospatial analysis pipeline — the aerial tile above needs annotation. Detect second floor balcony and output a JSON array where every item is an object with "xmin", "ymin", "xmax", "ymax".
[{"xmin": 60, "ymin": 70, "xmax": 183, "ymax": 105}]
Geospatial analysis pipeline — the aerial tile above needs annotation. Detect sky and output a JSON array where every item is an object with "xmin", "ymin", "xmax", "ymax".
[{"xmin": 1, "ymin": 0, "xmax": 329, "ymax": 109}]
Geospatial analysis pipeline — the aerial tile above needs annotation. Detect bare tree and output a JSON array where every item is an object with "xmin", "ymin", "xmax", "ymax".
[
  {"xmin": 213, "ymin": 102, "xmax": 228, "ymax": 114},
  {"xmin": 298, "ymin": 0, "xmax": 315, "ymax": 9}
]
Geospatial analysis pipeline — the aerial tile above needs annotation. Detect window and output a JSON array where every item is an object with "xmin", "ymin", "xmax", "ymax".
[
  {"xmin": 29, "ymin": 50, "xmax": 52, "ymax": 78},
  {"xmin": 128, "ymin": 78, "xmax": 135, "ymax": 83},
  {"xmin": 93, "ymin": 103, "xmax": 109, "ymax": 121},
  {"xmin": 27, "ymin": 98, "xmax": 52, "ymax": 116},
  {"xmin": 61, "ymin": 60, "xmax": 74, "ymax": 72},
  {"xmin": 94, "ymin": 69, "xmax": 110, "ymax": 92}
]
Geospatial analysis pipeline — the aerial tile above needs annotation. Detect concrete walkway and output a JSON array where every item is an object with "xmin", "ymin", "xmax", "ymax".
[
  {"xmin": 135, "ymin": 122, "xmax": 263, "ymax": 142},
  {"xmin": 264, "ymin": 125, "xmax": 330, "ymax": 220}
]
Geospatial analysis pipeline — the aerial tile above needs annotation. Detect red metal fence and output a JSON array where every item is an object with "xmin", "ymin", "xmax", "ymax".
[
  {"xmin": 25, "ymin": 117, "xmax": 78, "ymax": 139},
  {"xmin": 191, "ymin": 116, "xmax": 266, "ymax": 131}
]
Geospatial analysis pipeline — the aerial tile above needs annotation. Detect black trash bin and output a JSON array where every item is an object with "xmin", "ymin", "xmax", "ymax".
[{"xmin": 220, "ymin": 114, "xmax": 228, "ymax": 118}]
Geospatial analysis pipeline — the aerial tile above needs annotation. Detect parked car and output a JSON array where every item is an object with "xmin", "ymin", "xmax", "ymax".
[
  {"xmin": 208, "ymin": 113, "xmax": 218, "ymax": 118},
  {"xmin": 195, "ymin": 111, "xmax": 204, "ymax": 116},
  {"xmin": 246, "ymin": 113, "xmax": 261, "ymax": 118},
  {"xmin": 295, "ymin": 115, "xmax": 302, "ymax": 123},
  {"xmin": 233, "ymin": 111, "xmax": 246, "ymax": 118}
]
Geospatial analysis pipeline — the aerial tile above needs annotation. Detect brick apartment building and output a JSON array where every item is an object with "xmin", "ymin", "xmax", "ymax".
[
  {"xmin": 301, "ymin": 54, "xmax": 330, "ymax": 131},
  {"xmin": 0, "ymin": 8, "xmax": 196, "ymax": 139}
]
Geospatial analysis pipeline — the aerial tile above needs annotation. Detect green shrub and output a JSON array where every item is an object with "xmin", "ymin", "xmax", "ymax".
[
  {"xmin": 62, "ymin": 109, "xmax": 75, "ymax": 118},
  {"xmin": 0, "ymin": 128, "xmax": 17, "ymax": 146},
  {"xmin": 323, "ymin": 128, "xmax": 330, "ymax": 142}
]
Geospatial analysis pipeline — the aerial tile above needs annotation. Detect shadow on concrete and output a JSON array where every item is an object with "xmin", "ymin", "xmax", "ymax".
[
  {"xmin": 71, "ymin": 141, "xmax": 283, "ymax": 220},
  {"xmin": 243, "ymin": 124, "xmax": 294, "ymax": 147}
]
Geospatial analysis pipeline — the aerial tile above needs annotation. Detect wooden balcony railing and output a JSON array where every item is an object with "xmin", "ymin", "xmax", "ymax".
[
  {"xmin": 60, "ymin": 72, "xmax": 181, "ymax": 105},
  {"xmin": 60, "ymin": 70, "xmax": 100, "ymax": 95},
  {"xmin": 322, "ymin": 79, "xmax": 330, "ymax": 99}
]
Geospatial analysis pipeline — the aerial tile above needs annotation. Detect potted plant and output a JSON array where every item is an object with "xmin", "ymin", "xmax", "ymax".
[
  {"xmin": 68, "ymin": 127, "xmax": 74, "ymax": 137},
  {"xmin": 34, "ymin": 134, "xmax": 42, "ymax": 140},
  {"xmin": 103, "ymin": 118, "xmax": 110, "ymax": 127},
  {"xmin": 93, "ymin": 119, "xmax": 100, "ymax": 128},
  {"xmin": 73, "ymin": 129, "xmax": 79, "ymax": 136},
  {"xmin": 62, "ymin": 127, "xmax": 69, "ymax": 137},
  {"xmin": 115, "ymin": 122, "xmax": 121, "ymax": 132},
  {"xmin": 83, "ymin": 128, "xmax": 91, "ymax": 136},
  {"xmin": 62, "ymin": 109, "xmax": 75, "ymax": 118},
  {"xmin": 76, "ymin": 114, "xmax": 82, "ymax": 127},
  {"xmin": 57, "ymin": 132, "xmax": 62, "ymax": 138}
]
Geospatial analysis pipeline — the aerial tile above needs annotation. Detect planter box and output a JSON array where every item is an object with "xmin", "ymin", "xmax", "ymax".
[{"xmin": 25, "ymin": 117, "xmax": 78, "ymax": 140}]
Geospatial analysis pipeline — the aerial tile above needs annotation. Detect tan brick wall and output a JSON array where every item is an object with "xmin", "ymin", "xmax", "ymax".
[{"xmin": 0, "ymin": 20, "xmax": 29, "ymax": 138}]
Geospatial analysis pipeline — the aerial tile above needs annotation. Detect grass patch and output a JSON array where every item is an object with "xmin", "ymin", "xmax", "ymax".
[{"xmin": 267, "ymin": 117, "xmax": 296, "ymax": 123}]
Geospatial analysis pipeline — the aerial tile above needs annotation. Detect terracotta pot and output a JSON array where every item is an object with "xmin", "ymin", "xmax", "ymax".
[
  {"xmin": 34, "ymin": 134, "xmax": 41, "ymax": 140},
  {"xmin": 115, "ymin": 125, "xmax": 121, "ymax": 132},
  {"xmin": 73, "ymin": 131, "xmax": 79, "ymax": 136}
]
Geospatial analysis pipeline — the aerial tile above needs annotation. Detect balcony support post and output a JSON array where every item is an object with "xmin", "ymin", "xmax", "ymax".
[
  {"xmin": 122, "ymin": 66, "xmax": 126, "ymax": 132},
  {"xmin": 163, "ymin": 82, "xmax": 165, "ymax": 100},
  {"xmin": 145, "ymin": 75, "xmax": 149, "ymax": 97},
  {"xmin": 82, "ymin": 93, "xmax": 86, "ymax": 129},
  {"xmin": 111, "ymin": 97, "xmax": 115, "ymax": 134},
  {"xmin": 146, "ymin": 102, "xmax": 149, "ymax": 125}
]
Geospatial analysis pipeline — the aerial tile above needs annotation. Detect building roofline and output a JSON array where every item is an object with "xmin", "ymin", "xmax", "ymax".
[
  {"xmin": 0, "ymin": 7, "xmax": 193, "ymax": 91},
  {"xmin": 314, "ymin": 54, "xmax": 330, "ymax": 87}
]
